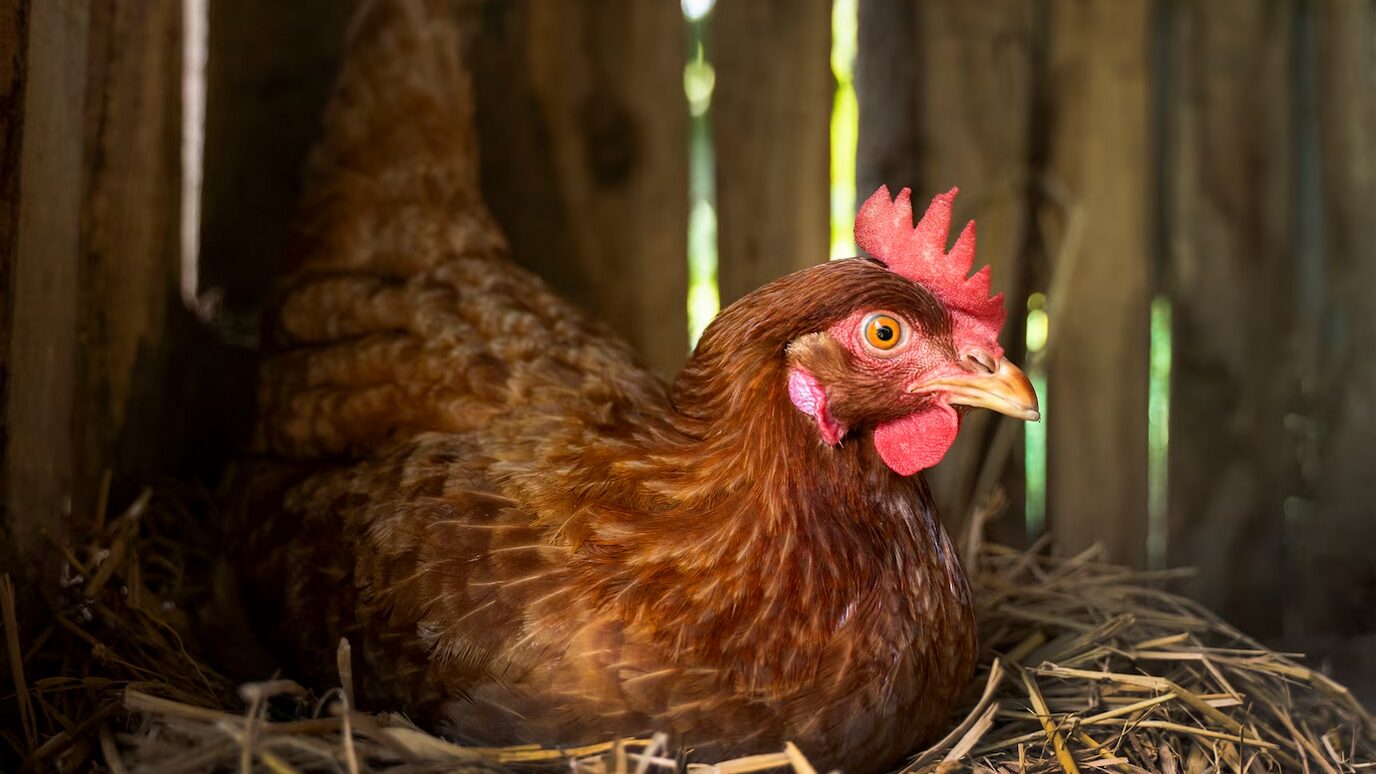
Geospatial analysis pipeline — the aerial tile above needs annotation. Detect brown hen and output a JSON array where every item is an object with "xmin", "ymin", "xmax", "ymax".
[{"xmin": 229, "ymin": 2, "xmax": 1039, "ymax": 771}]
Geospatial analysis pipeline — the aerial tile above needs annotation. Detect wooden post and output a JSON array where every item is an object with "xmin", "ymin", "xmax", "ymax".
[
  {"xmin": 0, "ymin": 3, "xmax": 26, "ymax": 400},
  {"xmin": 856, "ymin": 0, "xmax": 916, "ymax": 204},
  {"xmin": 3, "ymin": 0, "xmax": 192, "ymax": 600},
  {"xmin": 858, "ymin": 1, "xmax": 1039, "ymax": 535},
  {"xmin": 1043, "ymin": 0, "xmax": 1152, "ymax": 567},
  {"xmin": 76, "ymin": 1, "xmax": 187, "ymax": 518},
  {"xmin": 1164, "ymin": 0, "xmax": 1295, "ymax": 639},
  {"xmin": 1, "ymin": 0, "xmax": 88, "ymax": 586},
  {"xmin": 1302, "ymin": 0, "xmax": 1376, "ymax": 702},
  {"xmin": 0, "ymin": 0, "xmax": 31, "ymax": 577},
  {"xmin": 711, "ymin": 0, "xmax": 831, "ymax": 308},
  {"xmin": 470, "ymin": 0, "xmax": 689, "ymax": 377}
]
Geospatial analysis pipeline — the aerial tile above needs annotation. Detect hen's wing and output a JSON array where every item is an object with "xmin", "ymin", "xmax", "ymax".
[
  {"xmin": 234, "ymin": 428, "xmax": 727, "ymax": 747},
  {"xmin": 232, "ymin": 435, "xmax": 573, "ymax": 713}
]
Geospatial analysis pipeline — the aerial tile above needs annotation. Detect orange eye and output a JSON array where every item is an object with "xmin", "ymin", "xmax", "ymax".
[{"xmin": 862, "ymin": 313, "xmax": 903, "ymax": 351}]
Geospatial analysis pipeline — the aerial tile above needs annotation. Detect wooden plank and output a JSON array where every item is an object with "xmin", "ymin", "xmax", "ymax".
[
  {"xmin": 0, "ymin": 0, "xmax": 31, "ymax": 583},
  {"xmin": 198, "ymin": 0, "xmax": 355, "ymax": 318},
  {"xmin": 4, "ymin": 0, "xmax": 192, "ymax": 587},
  {"xmin": 1164, "ymin": 1, "xmax": 1294, "ymax": 640},
  {"xmin": 1044, "ymin": 0, "xmax": 1152, "ymax": 567},
  {"xmin": 0, "ymin": 2, "xmax": 27, "ymax": 357},
  {"xmin": 857, "ymin": 1, "xmax": 1038, "ymax": 536},
  {"xmin": 710, "ymin": 0, "xmax": 831, "ymax": 307},
  {"xmin": 909, "ymin": 4, "xmax": 1037, "ymax": 540},
  {"xmin": 856, "ymin": 0, "xmax": 917, "ymax": 204},
  {"xmin": 1300, "ymin": 0, "xmax": 1376, "ymax": 704},
  {"xmin": 74, "ymin": 1, "xmax": 187, "ymax": 517},
  {"xmin": 469, "ymin": 0, "xmax": 689, "ymax": 377},
  {"xmin": 3, "ymin": 0, "xmax": 88, "ymax": 582}
]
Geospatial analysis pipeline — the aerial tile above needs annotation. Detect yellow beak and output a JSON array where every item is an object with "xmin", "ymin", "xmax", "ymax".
[{"xmin": 907, "ymin": 358, "xmax": 1040, "ymax": 421}]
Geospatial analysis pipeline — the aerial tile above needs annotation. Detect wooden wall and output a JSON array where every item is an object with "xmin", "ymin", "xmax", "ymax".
[
  {"xmin": 0, "ymin": 0, "xmax": 192, "ymax": 601},
  {"xmin": 1, "ymin": 0, "xmax": 1373, "ymax": 702},
  {"xmin": 1305, "ymin": 0, "xmax": 1376, "ymax": 695},
  {"xmin": 859, "ymin": 0, "xmax": 1376, "ymax": 698},
  {"xmin": 469, "ymin": 0, "xmax": 689, "ymax": 377},
  {"xmin": 1163, "ymin": 0, "xmax": 1296, "ymax": 650},
  {"xmin": 710, "ymin": 0, "xmax": 832, "ymax": 309}
]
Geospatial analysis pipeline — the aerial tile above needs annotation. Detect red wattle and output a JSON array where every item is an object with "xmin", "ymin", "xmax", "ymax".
[{"xmin": 873, "ymin": 404, "xmax": 960, "ymax": 476}]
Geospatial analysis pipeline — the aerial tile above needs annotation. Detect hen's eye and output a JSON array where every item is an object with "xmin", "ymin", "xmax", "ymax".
[{"xmin": 862, "ymin": 313, "xmax": 903, "ymax": 352}]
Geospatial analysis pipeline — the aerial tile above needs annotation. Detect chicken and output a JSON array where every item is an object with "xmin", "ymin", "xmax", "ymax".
[{"xmin": 228, "ymin": 2, "xmax": 1040, "ymax": 771}]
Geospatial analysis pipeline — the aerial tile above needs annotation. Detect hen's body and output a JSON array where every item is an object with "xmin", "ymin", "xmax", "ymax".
[{"xmin": 230, "ymin": 2, "xmax": 976, "ymax": 770}]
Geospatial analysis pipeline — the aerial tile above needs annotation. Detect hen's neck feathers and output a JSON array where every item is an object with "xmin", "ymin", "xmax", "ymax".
[{"xmin": 555, "ymin": 260, "xmax": 972, "ymax": 691}]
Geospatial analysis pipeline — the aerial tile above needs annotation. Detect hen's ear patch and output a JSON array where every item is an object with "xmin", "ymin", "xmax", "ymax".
[{"xmin": 788, "ymin": 368, "xmax": 845, "ymax": 446}]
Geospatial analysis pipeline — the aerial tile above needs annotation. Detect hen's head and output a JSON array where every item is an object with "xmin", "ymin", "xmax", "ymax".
[{"xmin": 683, "ymin": 186, "xmax": 1038, "ymax": 477}]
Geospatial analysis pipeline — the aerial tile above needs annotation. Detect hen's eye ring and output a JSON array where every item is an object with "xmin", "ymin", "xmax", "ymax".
[{"xmin": 862, "ymin": 313, "xmax": 903, "ymax": 352}]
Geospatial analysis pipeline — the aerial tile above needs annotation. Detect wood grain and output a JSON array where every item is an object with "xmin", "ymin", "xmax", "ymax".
[
  {"xmin": 0, "ymin": 0, "xmax": 31, "ymax": 587},
  {"xmin": 856, "ymin": 0, "xmax": 917, "ymax": 205},
  {"xmin": 76, "ymin": 1, "xmax": 186, "ymax": 517},
  {"xmin": 1043, "ymin": 0, "xmax": 1152, "ymax": 567},
  {"xmin": 0, "ymin": 1, "xmax": 27, "ymax": 396},
  {"xmin": 711, "ymin": 0, "xmax": 831, "ymax": 308},
  {"xmin": 469, "ymin": 0, "xmax": 689, "ymax": 378},
  {"xmin": 1301, "ymin": 0, "xmax": 1376, "ymax": 703},
  {"xmin": 1164, "ymin": 0, "xmax": 1295, "ymax": 639},
  {"xmin": 3, "ymin": 0, "xmax": 87, "ymax": 583}
]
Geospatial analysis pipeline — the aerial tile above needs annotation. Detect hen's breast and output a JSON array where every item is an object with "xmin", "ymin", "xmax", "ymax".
[
  {"xmin": 232, "ymin": 427, "xmax": 974, "ymax": 772},
  {"xmin": 438, "ymin": 537, "xmax": 973, "ymax": 773}
]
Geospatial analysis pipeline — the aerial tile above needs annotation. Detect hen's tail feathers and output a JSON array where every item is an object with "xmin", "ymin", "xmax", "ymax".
[{"xmin": 294, "ymin": 0, "xmax": 507, "ymax": 277}]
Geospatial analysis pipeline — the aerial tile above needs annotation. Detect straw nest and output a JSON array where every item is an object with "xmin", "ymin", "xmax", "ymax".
[{"xmin": 3, "ymin": 485, "xmax": 1374, "ymax": 773}]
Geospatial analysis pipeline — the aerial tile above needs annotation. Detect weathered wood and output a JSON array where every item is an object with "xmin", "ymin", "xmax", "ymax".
[
  {"xmin": 1300, "ymin": 0, "xmax": 1376, "ymax": 703},
  {"xmin": 856, "ymin": 0, "xmax": 917, "ymax": 206},
  {"xmin": 75, "ymin": 0, "xmax": 214, "ymax": 519},
  {"xmin": 3, "ymin": 0, "xmax": 88, "ymax": 581},
  {"xmin": 470, "ymin": 0, "xmax": 689, "ymax": 377},
  {"xmin": 1164, "ymin": 1, "xmax": 1295, "ymax": 640},
  {"xmin": 711, "ymin": 0, "xmax": 831, "ymax": 308},
  {"xmin": 198, "ymin": 0, "xmax": 355, "ymax": 318},
  {"xmin": 857, "ymin": 1, "xmax": 1038, "ymax": 536},
  {"xmin": 909, "ymin": 3, "xmax": 1037, "ymax": 536},
  {"xmin": 0, "ymin": 0, "xmax": 31, "ymax": 582},
  {"xmin": 0, "ymin": 1, "xmax": 27, "ymax": 355},
  {"xmin": 1044, "ymin": 0, "xmax": 1152, "ymax": 566}
]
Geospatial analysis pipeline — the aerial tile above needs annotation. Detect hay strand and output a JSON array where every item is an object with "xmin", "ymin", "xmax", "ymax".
[
  {"xmin": 1020, "ymin": 668, "xmax": 1079, "ymax": 773},
  {"xmin": 1, "ymin": 573, "xmax": 37, "ymax": 753}
]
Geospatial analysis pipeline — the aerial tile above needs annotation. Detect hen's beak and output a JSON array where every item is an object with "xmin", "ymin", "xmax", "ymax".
[{"xmin": 907, "ymin": 358, "xmax": 1041, "ymax": 421}]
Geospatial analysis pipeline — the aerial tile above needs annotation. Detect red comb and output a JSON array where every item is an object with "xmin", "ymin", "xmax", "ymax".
[{"xmin": 855, "ymin": 186, "xmax": 1006, "ymax": 338}]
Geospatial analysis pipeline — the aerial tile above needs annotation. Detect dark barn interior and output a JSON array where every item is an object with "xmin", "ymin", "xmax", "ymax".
[{"xmin": 1, "ymin": 0, "xmax": 1374, "ymax": 770}]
